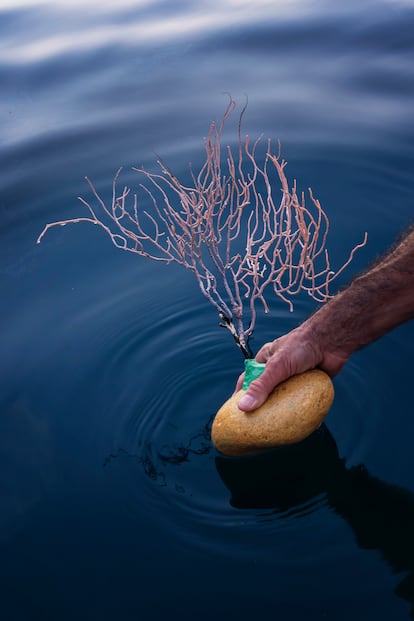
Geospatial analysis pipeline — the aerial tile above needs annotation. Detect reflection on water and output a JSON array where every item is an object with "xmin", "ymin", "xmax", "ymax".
[
  {"xmin": 131, "ymin": 421, "xmax": 414, "ymax": 617},
  {"xmin": 217, "ymin": 434, "xmax": 414, "ymax": 617},
  {"xmin": 104, "ymin": 414, "xmax": 213, "ymax": 478}
]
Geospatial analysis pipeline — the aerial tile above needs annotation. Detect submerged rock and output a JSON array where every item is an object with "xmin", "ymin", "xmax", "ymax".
[{"xmin": 211, "ymin": 369, "xmax": 334, "ymax": 456}]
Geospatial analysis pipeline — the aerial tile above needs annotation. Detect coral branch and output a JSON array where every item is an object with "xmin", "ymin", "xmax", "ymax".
[{"xmin": 37, "ymin": 98, "xmax": 367, "ymax": 357}]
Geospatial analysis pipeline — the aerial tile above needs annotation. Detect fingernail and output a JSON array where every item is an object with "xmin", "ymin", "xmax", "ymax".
[{"xmin": 238, "ymin": 394, "xmax": 257, "ymax": 410}]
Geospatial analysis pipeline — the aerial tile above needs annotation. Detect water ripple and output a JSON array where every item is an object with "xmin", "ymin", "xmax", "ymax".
[{"xmin": 93, "ymin": 281, "xmax": 347, "ymax": 552}]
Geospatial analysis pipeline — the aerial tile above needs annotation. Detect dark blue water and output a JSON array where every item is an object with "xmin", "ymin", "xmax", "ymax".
[{"xmin": 1, "ymin": 1, "xmax": 414, "ymax": 619}]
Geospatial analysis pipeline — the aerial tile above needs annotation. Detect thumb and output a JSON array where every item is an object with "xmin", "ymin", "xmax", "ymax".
[{"xmin": 237, "ymin": 362, "xmax": 288, "ymax": 411}]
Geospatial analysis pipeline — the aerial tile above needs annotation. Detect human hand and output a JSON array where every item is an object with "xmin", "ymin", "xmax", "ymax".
[{"xmin": 236, "ymin": 320, "xmax": 348, "ymax": 411}]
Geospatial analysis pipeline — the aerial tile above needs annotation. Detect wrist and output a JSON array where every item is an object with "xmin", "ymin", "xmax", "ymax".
[{"xmin": 303, "ymin": 301, "xmax": 355, "ymax": 374}]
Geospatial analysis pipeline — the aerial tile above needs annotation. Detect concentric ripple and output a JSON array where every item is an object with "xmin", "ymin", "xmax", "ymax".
[{"xmin": 60, "ymin": 281, "xmax": 369, "ymax": 557}]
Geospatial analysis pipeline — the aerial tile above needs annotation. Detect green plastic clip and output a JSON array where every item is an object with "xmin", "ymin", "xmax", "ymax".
[{"xmin": 242, "ymin": 359, "xmax": 266, "ymax": 390}]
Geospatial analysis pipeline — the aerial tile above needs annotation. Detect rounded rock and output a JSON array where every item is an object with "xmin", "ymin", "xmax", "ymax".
[{"xmin": 211, "ymin": 369, "xmax": 334, "ymax": 456}]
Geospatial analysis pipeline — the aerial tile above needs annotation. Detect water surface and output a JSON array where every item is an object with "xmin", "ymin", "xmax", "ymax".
[{"xmin": 1, "ymin": 1, "xmax": 414, "ymax": 619}]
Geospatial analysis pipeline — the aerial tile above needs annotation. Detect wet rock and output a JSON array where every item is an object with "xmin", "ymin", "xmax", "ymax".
[{"xmin": 211, "ymin": 369, "xmax": 334, "ymax": 456}]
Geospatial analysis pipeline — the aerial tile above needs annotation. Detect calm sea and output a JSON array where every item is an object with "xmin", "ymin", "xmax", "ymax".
[{"xmin": 1, "ymin": 1, "xmax": 414, "ymax": 619}]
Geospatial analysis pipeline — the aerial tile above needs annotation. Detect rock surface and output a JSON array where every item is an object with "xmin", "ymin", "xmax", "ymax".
[{"xmin": 211, "ymin": 369, "xmax": 334, "ymax": 456}]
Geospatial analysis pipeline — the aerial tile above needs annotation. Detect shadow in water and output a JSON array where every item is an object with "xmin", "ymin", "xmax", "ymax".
[
  {"xmin": 216, "ymin": 425, "xmax": 414, "ymax": 617},
  {"xmin": 104, "ymin": 417, "xmax": 213, "ymax": 475}
]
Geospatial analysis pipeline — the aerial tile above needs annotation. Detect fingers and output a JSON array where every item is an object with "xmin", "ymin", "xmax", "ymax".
[
  {"xmin": 233, "ymin": 343, "xmax": 276, "ymax": 397},
  {"xmin": 236, "ymin": 329, "xmax": 322, "ymax": 412},
  {"xmin": 255, "ymin": 341, "xmax": 278, "ymax": 363},
  {"xmin": 234, "ymin": 338, "xmax": 286, "ymax": 409},
  {"xmin": 237, "ymin": 359, "xmax": 289, "ymax": 411},
  {"xmin": 255, "ymin": 334, "xmax": 287, "ymax": 363}
]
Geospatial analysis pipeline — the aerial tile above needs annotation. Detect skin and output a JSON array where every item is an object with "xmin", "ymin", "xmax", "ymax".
[{"xmin": 237, "ymin": 227, "xmax": 414, "ymax": 412}]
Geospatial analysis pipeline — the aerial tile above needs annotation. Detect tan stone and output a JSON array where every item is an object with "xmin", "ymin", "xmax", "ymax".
[{"xmin": 211, "ymin": 369, "xmax": 334, "ymax": 456}]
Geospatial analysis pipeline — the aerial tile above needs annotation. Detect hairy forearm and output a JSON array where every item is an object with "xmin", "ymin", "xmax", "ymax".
[
  {"xmin": 237, "ymin": 228, "xmax": 414, "ymax": 411},
  {"xmin": 308, "ymin": 229, "xmax": 414, "ymax": 358}
]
